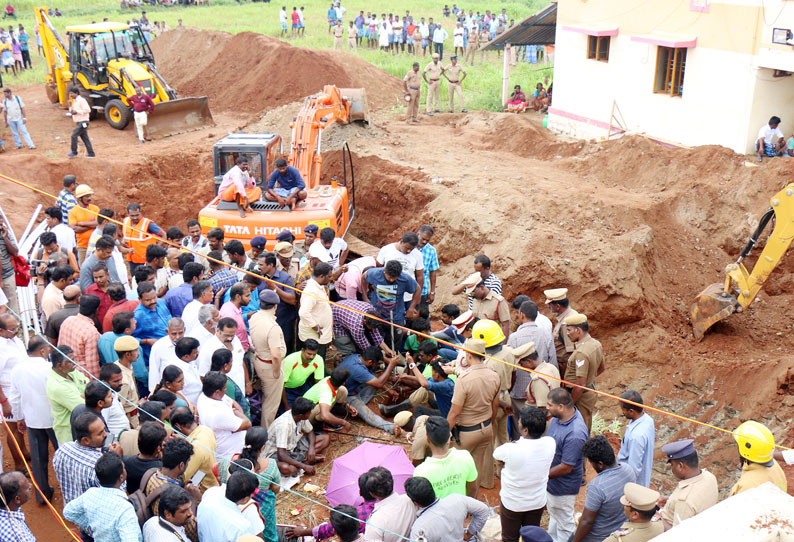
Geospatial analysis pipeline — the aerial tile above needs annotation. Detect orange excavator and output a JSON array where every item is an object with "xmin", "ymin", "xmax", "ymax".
[{"xmin": 198, "ymin": 85, "xmax": 369, "ymax": 249}]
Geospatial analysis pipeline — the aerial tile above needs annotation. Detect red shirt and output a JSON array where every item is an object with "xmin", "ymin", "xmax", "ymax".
[
  {"xmin": 103, "ymin": 299, "xmax": 140, "ymax": 333},
  {"xmin": 128, "ymin": 93, "xmax": 155, "ymax": 114},
  {"xmin": 85, "ymin": 284, "xmax": 112, "ymax": 327},
  {"xmin": 291, "ymin": 11, "xmax": 300, "ymax": 24}
]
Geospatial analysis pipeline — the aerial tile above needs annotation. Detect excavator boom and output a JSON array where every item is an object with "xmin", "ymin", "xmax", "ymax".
[{"xmin": 691, "ymin": 183, "xmax": 794, "ymax": 340}]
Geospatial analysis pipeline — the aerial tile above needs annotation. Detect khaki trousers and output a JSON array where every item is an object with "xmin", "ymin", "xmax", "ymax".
[
  {"xmin": 407, "ymin": 89, "xmax": 420, "ymax": 122},
  {"xmin": 1, "ymin": 274, "xmax": 18, "ymax": 316},
  {"xmin": 454, "ymin": 422, "xmax": 494, "ymax": 489},
  {"xmin": 575, "ymin": 390, "xmax": 597, "ymax": 433},
  {"xmin": 409, "ymin": 387, "xmax": 432, "ymax": 406},
  {"xmin": 77, "ymin": 246, "xmax": 87, "ymax": 266},
  {"xmin": 334, "ymin": 36, "xmax": 343, "ymax": 50},
  {"xmin": 309, "ymin": 386, "xmax": 348, "ymax": 423},
  {"xmin": 348, "ymin": 38, "xmax": 357, "ymax": 52},
  {"xmin": 426, "ymin": 80, "xmax": 440, "ymax": 112},
  {"xmin": 253, "ymin": 358, "xmax": 284, "ymax": 429},
  {"xmin": 448, "ymin": 82, "xmax": 464, "ymax": 111}
]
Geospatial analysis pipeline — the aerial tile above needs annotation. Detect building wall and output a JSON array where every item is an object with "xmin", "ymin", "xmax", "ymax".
[{"xmin": 548, "ymin": 0, "xmax": 794, "ymax": 153}]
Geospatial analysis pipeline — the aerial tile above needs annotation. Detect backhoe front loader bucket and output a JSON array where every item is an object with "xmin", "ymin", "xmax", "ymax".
[
  {"xmin": 691, "ymin": 283, "xmax": 738, "ymax": 341},
  {"xmin": 340, "ymin": 88, "xmax": 370, "ymax": 123},
  {"xmin": 146, "ymin": 96, "xmax": 214, "ymax": 139}
]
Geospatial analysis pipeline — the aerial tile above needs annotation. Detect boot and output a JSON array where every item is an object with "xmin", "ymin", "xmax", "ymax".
[{"xmin": 379, "ymin": 400, "xmax": 412, "ymax": 418}]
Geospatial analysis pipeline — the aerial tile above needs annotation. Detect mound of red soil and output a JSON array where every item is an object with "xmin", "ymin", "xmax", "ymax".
[{"xmin": 151, "ymin": 28, "xmax": 403, "ymax": 113}]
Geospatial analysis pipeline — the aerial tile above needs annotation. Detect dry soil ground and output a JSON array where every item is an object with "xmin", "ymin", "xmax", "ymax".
[{"xmin": 2, "ymin": 26, "xmax": 794, "ymax": 540}]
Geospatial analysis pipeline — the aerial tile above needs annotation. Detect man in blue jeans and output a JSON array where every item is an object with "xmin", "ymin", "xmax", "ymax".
[
  {"xmin": 338, "ymin": 346, "xmax": 400, "ymax": 434},
  {"xmin": 3, "ymin": 88, "xmax": 35, "ymax": 149}
]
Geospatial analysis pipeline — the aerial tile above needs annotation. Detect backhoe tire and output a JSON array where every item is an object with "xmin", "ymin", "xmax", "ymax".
[{"xmin": 104, "ymin": 99, "xmax": 131, "ymax": 130}]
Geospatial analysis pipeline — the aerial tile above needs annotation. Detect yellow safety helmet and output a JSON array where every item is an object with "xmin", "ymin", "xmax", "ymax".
[
  {"xmin": 733, "ymin": 420, "xmax": 775, "ymax": 464},
  {"xmin": 471, "ymin": 319, "xmax": 505, "ymax": 348}
]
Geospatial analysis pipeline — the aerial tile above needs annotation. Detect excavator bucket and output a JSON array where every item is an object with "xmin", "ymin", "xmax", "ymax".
[
  {"xmin": 691, "ymin": 283, "xmax": 738, "ymax": 341},
  {"xmin": 339, "ymin": 88, "xmax": 369, "ymax": 123},
  {"xmin": 145, "ymin": 96, "xmax": 214, "ymax": 139}
]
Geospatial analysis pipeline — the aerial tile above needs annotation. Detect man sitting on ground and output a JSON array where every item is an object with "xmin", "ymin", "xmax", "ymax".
[
  {"xmin": 338, "ymin": 346, "xmax": 400, "ymax": 434},
  {"xmin": 756, "ymin": 115, "xmax": 785, "ymax": 162},
  {"xmin": 265, "ymin": 157, "xmax": 307, "ymax": 209},
  {"xmin": 264, "ymin": 397, "xmax": 330, "ymax": 476},
  {"xmin": 303, "ymin": 366, "xmax": 357, "ymax": 431}
]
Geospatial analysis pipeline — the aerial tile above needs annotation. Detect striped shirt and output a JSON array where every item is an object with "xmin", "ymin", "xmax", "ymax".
[
  {"xmin": 208, "ymin": 268, "xmax": 238, "ymax": 296},
  {"xmin": 420, "ymin": 243, "xmax": 439, "ymax": 296},
  {"xmin": 52, "ymin": 441, "xmax": 103, "ymax": 504},
  {"xmin": 57, "ymin": 188, "xmax": 78, "ymax": 223},
  {"xmin": 467, "ymin": 272, "xmax": 502, "ymax": 310}
]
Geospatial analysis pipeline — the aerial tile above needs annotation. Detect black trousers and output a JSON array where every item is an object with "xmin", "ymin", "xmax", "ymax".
[
  {"xmin": 434, "ymin": 42, "xmax": 444, "ymax": 60},
  {"xmin": 71, "ymin": 121, "xmax": 94, "ymax": 155},
  {"xmin": 21, "ymin": 49, "xmax": 31, "ymax": 69},
  {"xmin": 27, "ymin": 427, "xmax": 58, "ymax": 503}
]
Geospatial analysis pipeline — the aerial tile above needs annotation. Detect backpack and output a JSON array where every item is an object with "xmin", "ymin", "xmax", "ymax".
[{"xmin": 127, "ymin": 468, "xmax": 169, "ymax": 526}]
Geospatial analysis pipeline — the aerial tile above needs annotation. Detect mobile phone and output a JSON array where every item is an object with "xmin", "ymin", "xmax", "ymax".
[{"xmin": 190, "ymin": 470, "xmax": 206, "ymax": 485}]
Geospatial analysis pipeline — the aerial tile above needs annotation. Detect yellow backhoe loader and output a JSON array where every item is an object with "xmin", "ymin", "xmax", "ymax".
[
  {"xmin": 691, "ymin": 183, "xmax": 794, "ymax": 340},
  {"xmin": 34, "ymin": 6, "xmax": 213, "ymax": 138}
]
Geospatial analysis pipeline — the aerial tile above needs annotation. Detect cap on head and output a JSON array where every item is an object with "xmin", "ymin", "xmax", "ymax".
[
  {"xmin": 250, "ymin": 236, "xmax": 267, "ymax": 249},
  {"xmin": 461, "ymin": 272, "xmax": 483, "ymax": 294},
  {"xmin": 661, "ymin": 438, "xmax": 695, "ymax": 462},
  {"xmin": 451, "ymin": 310, "xmax": 474, "ymax": 331},
  {"xmin": 464, "ymin": 337, "xmax": 486, "ymax": 356},
  {"xmin": 432, "ymin": 52, "xmax": 440, "ymax": 58},
  {"xmin": 275, "ymin": 230, "xmax": 295, "ymax": 243},
  {"xmin": 274, "ymin": 241, "xmax": 294, "ymax": 258},
  {"xmin": 2, "ymin": 88, "xmax": 10, "ymax": 94},
  {"xmin": 450, "ymin": 55, "xmax": 457, "ymax": 60},
  {"xmin": 519, "ymin": 525, "xmax": 553, "ymax": 542},
  {"xmin": 512, "ymin": 341, "xmax": 536, "ymax": 360},
  {"xmin": 564, "ymin": 313, "xmax": 587, "ymax": 326},
  {"xmin": 260, "ymin": 289, "xmax": 281, "ymax": 305},
  {"xmin": 304, "ymin": 224, "xmax": 319, "ymax": 235},
  {"xmin": 471, "ymin": 319, "xmax": 505, "ymax": 348},
  {"xmin": 113, "ymin": 335, "xmax": 140, "ymax": 352},
  {"xmin": 75, "ymin": 184, "xmax": 94, "ymax": 198},
  {"xmin": 544, "ymin": 288, "xmax": 568, "ymax": 303},
  {"xmin": 394, "ymin": 411, "xmax": 413, "ymax": 427},
  {"xmin": 620, "ymin": 482, "xmax": 660, "ymax": 511}
]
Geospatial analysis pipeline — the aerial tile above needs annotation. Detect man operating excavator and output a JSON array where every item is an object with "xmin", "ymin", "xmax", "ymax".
[{"xmin": 218, "ymin": 156, "xmax": 261, "ymax": 218}]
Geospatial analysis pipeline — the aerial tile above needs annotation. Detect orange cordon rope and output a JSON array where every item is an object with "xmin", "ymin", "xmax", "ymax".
[
  {"xmin": 0, "ymin": 417, "xmax": 82, "ymax": 541},
  {"xmin": 1, "ymin": 172, "xmax": 787, "ymax": 450}
]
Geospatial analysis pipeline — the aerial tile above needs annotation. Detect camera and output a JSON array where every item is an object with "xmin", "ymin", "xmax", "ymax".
[{"xmin": 30, "ymin": 258, "xmax": 58, "ymax": 278}]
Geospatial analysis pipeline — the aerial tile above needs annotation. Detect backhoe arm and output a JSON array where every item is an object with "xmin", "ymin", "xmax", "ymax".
[{"xmin": 34, "ymin": 6, "xmax": 72, "ymax": 107}]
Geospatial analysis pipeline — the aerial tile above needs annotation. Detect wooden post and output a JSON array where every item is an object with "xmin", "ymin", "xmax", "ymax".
[{"xmin": 502, "ymin": 43, "xmax": 511, "ymax": 107}]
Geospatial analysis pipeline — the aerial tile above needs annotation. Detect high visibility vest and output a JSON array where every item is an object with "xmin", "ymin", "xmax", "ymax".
[{"xmin": 123, "ymin": 216, "xmax": 156, "ymax": 264}]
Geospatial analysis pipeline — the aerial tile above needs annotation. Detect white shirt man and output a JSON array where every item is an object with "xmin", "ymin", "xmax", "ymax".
[
  {"xmin": 45, "ymin": 221, "xmax": 77, "ymax": 254},
  {"xmin": 3, "ymin": 94, "xmax": 24, "ymax": 123},
  {"xmin": 433, "ymin": 26, "xmax": 448, "ymax": 43},
  {"xmin": 0, "ymin": 334, "xmax": 26, "ymax": 421},
  {"xmin": 279, "ymin": 7, "xmax": 287, "ymax": 24},
  {"xmin": 163, "ymin": 358, "xmax": 203, "ymax": 405},
  {"xmin": 365, "ymin": 492, "xmax": 417, "ymax": 542},
  {"xmin": 181, "ymin": 299, "xmax": 204, "ymax": 333},
  {"xmin": 308, "ymin": 238, "xmax": 348, "ymax": 270},
  {"xmin": 376, "ymin": 241, "xmax": 424, "ymax": 302},
  {"xmin": 334, "ymin": 3, "xmax": 346, "ymax": 20},
  {"xmin": 197, "ymin": 485, "xmax": 260, "ymax": 542},
  {"xmin": 142, "ymin": 514, "xmax": 188, "ymax": 542},
  {"xmin": 148, "ymin": 335, "xmax": 179, "ymax": 392},
  {"xmin": 197, "ymin": 333, "xmax": 245, "ymax": 392},
  {"xmin": 101, "ymin": 394, "xmax": 130, "ymax": 439},
  {"xmin": 9, "ymin": 350, "xmax": 54, "ymax": 431},
  {"xmin": 419, "ymin": 22, "xmax": 430, "ymax": 39},
  {"xmin": 197, "ymin": 393, "xmax": 246, "ymax": 457}
]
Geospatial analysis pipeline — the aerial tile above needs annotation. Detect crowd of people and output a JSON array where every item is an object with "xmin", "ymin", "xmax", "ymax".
[{"xmin": 0, "ymin": 165, "xmax": 791, "ymax": 540}]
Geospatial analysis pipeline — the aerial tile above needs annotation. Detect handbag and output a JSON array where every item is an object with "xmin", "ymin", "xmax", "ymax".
[{"xmin": 11, "ymin": 254, "xmax": 30, "ymax": 287}]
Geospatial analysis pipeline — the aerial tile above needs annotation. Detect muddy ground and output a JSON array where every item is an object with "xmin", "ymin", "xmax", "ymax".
[{"xmin": 2, "ymin": 27, "xmax": 794, "ymax": 540}]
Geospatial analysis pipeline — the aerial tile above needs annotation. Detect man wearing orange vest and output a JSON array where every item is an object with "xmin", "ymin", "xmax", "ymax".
[
  {"xmin": 68, "ymin": 184, "xmax": 100, "ymax": 265},
  {"xmin": 123, "ymin": 202, "xmax": 165, "ymax": 273}
]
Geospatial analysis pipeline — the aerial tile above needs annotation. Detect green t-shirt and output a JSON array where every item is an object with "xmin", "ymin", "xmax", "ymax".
[
  {"xmin": 404, "ymin": 334, "xmax": 438, "ymax": 353},
  {"xmin": 413, "ymin": 448, "xmax": 478, "ymax": 498},
  {"xmin": 282, "ymin": 351, "xmax": 325, "ymax": 389},
  {"xmin": 303, "ymin": 376, "xmax": 339, "ymax": 406}
]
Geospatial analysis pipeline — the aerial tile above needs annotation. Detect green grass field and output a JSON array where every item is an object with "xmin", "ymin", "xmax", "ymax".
[{"xmin": 4, "ymin": 0, "xmax": 553, "ymax": 110}]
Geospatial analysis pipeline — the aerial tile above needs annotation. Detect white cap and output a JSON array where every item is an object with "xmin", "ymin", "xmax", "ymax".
[{"xmin": 308, "ymin": 241, "xmax": 331, "ymax": 263}]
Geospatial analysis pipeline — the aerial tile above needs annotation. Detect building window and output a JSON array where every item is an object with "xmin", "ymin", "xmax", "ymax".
[
  {"xmin": 587, "ymin": 35, "xmax": 610, "ymax": 61},
  {"xmin": 654, "ymin": 46, "xmax": 687, "ymax": 96}
]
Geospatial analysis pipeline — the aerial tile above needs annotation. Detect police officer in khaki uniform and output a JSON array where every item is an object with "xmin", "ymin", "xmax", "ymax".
[
  {"xmin": 403, "ymin": 62, "xmax": 422, "ymax": 124},
  {"xmin": 423, "ymin": 53, "xmax": 444, "ymax": 115},
  {"xmin": 347, "ymin": 21, "xmax": 358, "ymax": 52},
  {"xmin": 394, "ymin": 411, "xmax": 430, "ymax": 465},
  {"xmin": 274, "ymin": 241, "xmax": 300, "ymax": 280},
  {"xmin": 544, "ymin": 288, "xmax": 579, "ymax": 364},
  {"xmin": 462, "ymin": 273, "xmax": 511, "ymax": 337},
  {"xmin": 471, "ymin": 320, "xmax": 514, "ymax": 451},
  {"xmin": 603, "ymin": 483, "xmax": 664, "ymax": 542},
  {"xmin": 444, "ymin": 55, "xmax": 467, "ymax": 113},
  {"xmin": 659, "ymin": 439, "xmax": 719, "ymax": 531},
  {"xmin": 447, "ymin": 338, "xmax": 501, "ymax": 490},
  {"xmin": 333, "ymin": 20, "xmax": 344, "ymax": 50},
  {"xmin": 514, "ymin": 341, "xmax": 560, "ymax": 419},
  {"xmin": 562, "ymin": 313, "xmax": 603, "ymax": 432},
  {"xmin": 249, "ymin": 289, "xmax": 287, "ymax": 428}
]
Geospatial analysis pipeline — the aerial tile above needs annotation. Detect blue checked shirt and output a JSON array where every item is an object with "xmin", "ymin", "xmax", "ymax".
[
  {"xmin": 63, "ymin": 487, "xmax": 142, "ymax": 542},
  {"xmin": 0, "ymin": 509, "xmax": 36, "ymax": 542},
  {"xmin": 420, "ymin": 244, "xmax": 440, "ymax": 296},
  {"xmin": 208, "ymin": 268, "xmax": 238, "ymax": 296},
  {"xmin": 52, "ymin": 441, "xmax": 103, "ymax": 504},
  {"xmin": 57, "ymin": 188, "xmax": 78, "ymax": 224}
]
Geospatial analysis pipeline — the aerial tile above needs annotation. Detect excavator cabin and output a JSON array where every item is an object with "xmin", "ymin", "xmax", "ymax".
[{"xmin": 198, "ymin": 132, "xmax": 356, "ymax": 250}]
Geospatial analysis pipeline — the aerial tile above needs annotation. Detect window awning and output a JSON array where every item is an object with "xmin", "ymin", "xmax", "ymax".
[
  {"xmin": 631, "ymin": 33, "xmax": 697, "ymax": 48},
  {"xmin": 562, "ymin": 23, "xmax": 619, "ymax": 37}
]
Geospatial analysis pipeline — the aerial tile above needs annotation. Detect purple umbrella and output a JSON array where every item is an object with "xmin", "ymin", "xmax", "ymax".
[{"xmin": 325, "ymin": 441, "xmax": 415, "ymax": 507}]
